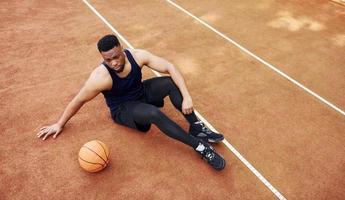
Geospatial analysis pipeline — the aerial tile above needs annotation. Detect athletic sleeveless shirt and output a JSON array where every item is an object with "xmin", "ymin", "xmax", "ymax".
[{"xmin": 101, "ymin": 49, "xmax": 144, "ymax": 113}]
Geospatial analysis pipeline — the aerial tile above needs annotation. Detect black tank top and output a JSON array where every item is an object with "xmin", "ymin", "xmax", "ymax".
[{"xmin": 101, "ymin": 49, "xmax": 144, "ymax": 113}]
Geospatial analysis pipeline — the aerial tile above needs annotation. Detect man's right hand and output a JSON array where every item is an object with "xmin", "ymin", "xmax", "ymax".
[{"xmin": 37, "ymin": 123, "xmax": 63, "ymax": 141}]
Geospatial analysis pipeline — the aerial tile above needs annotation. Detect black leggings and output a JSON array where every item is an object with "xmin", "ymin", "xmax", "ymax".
[{"xmin": 133, "ymin": 77, "xmax": 200, "ymax": 148}]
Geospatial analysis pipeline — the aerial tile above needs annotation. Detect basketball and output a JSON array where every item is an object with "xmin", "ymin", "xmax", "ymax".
[{"xmin": 78, "ymin": 140, "xmax": 110, "ymax": 173}]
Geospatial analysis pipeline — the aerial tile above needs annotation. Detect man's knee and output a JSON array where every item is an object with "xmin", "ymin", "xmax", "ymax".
[
  {"xmin": 163, "ymin": 77, "xmax": 178, "ymax": 90},
  {"xmin": 146, "ymin": 105, "xmax": 163, "ymax": 120}
]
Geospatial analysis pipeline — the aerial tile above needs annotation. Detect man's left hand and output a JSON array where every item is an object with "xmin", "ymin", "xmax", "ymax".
[{"xmin": 182, "ymin": 97, "xmax": 194, "ymax": 115}]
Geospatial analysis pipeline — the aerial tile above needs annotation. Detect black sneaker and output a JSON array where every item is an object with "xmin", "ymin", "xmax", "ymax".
[
  {"xmin": 195, "ymin": 141, "xmax": 226, "ymax": 171},
  {"xmin": 189, "ymin": 121, "xmax": 224, "ymax": 143}
]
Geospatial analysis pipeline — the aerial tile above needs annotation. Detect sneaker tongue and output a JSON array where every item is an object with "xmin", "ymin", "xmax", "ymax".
[
  {"xmin": 194, "ymin": 121, "xmax": 204, "ymax": 126},
  {"xmin": 195, "ymin": 143, "xmax": 206, "ymax": 152},
  {"xmin": 194, "ymin": 121, "xmax": 206, "ymax": 130}
]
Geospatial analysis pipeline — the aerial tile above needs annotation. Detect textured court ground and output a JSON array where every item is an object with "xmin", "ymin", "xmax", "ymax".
[{"xmin": 1, "ymin": 0, "xmax": 344, "ymax": 199}]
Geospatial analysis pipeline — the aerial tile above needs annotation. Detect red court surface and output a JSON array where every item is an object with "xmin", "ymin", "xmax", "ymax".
[{"xmin": 1, "ymin": 0, "xmax": 344, "ymax": 199}]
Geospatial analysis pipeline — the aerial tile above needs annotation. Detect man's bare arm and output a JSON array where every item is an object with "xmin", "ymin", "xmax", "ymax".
[
  {"xmin": 138, "ymin": 49, "xmax": 194, "ymax": 115},
  {"xmin": 37, "ymin": 69, "xmax": 108, "ymax": 140},
  {"xmin": 56, "ymin": 82, "xmax": 100, "ymax": 127}
]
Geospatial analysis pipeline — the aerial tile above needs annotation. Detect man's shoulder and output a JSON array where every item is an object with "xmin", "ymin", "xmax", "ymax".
[
  {"xmin": 129, "ymin": 49, "xmax": 148, "ymax": 57},
  {"xmin": 130, "ymin": 49, "xmax": 150, "ymax": 66},
  {"xmin": 90, "ymin": 65, "xmax": 109, "ymax": 78},
  {"xmin": 86, "ymin": 65, "xmax": 112, "ymax": 90}
]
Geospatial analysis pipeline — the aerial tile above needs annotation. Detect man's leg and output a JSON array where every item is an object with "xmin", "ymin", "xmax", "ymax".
[
  {"xmin": 132, "ymin": 102, "xmax": 198, "ymax": 147},
  {"xmin": 143, "ymin": 77, "xmax": 224, "ymax": 143},
  {"xmin": 143, "ymin": 76, "xmax": 198, "ymax": 124},
  {"xmin": 131, "ymin": 102, "xmax": 226, "ymax": 171}
]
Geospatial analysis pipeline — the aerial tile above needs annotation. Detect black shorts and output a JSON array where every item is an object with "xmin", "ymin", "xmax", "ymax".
[{"xmin": 111, "ymin": 77, "xmax": 168, "ymax": 132}]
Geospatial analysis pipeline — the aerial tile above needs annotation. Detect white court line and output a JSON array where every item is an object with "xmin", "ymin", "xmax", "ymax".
[
  {"xmin": 196, "ymin": 111, "xmax": 287, "ymax": 200},
  {"xmin": 81, "ymin": 0, "xmax": 161, "ymax": 78},
  {"xmin": 166, "ymin": 0, "xmax": 345, "ymax": 117},
  {"xmin": 82, "ymin": 0, "xmax": 287, "ymax": 199}
]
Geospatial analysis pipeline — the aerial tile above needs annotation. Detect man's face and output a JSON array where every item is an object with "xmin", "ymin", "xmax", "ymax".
[{"xmin": 101, "ymin": 45, "xmax": 126, "ymax": 73}]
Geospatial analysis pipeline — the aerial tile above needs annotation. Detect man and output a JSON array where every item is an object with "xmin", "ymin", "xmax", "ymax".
[{"xmin": 37, "ymin": 34, "xmax": 226, "ymax": 170}]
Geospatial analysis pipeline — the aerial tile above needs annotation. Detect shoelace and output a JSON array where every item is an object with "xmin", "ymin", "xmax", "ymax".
[
  {"xmin": 205, "ymin": 151, "xmax": 215, "ymax": 161},
  {"xmin": 200, "ymin": 145, "xmax": 215, "ymax": 161},
  {"xmin": 195, "ymin": 121, "xmax": 213, "ymax": 134}
]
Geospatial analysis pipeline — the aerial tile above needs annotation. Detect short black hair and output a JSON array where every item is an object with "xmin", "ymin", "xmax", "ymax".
[{"xmin": 97, "ymin": 34, "xmax": 120, "ymax": 52}]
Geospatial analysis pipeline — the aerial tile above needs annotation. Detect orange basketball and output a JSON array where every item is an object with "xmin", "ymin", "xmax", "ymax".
[{"xmin": 78, "ymin": 140, "xmax": 110, "ymax": 173}]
